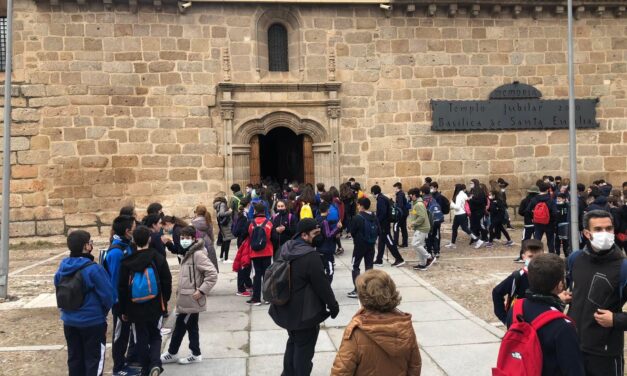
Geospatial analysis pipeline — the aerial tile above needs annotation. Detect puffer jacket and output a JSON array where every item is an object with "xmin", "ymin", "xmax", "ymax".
[
  {"xmin": 214, "ymin": 199, "xmax": 235, "ymax": 241},
  {"xmin": 191, "ymin": 216, "xmax": 219, "ymax": 271},
  {"xmin": 176, "ymin": 239, "xmax": 218, "ymax": 314},
  {"xmin": 331, "ymin": 308, "xmax": 422, "ymax": 376}
]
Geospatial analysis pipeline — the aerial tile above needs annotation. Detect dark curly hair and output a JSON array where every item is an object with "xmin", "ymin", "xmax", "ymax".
[{"xmin": 356, "ymin": 269, "xmax": 402, "ymax": 313}]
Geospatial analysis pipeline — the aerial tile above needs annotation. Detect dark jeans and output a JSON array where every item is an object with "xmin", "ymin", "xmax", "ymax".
[
  {"xmin": 220, "ymin": 239, "xmax": 231, "ymax": 260},
  {"xmin": 426, "ymin": 221, "xmax": 442, "ymax": 254},
  {"xmin": 133, "ymin": 319, "xmax": 162, "ymax": 374},
  {"xmin": 168, "ymin": 313, "xmax": 200, "ymax": 356},
  {"xmin": 451, "ymin": 214, "xmax": 471, "ymax": 244},
  {"xmin": 393, "ymin": 214, "xmax": 409, "ymax": 247},
  {"xmin": 534, "ymin": 223, "xmax": 555, "ymax": 253},
  {"xmin": 282, "ymin": 325, "xmax": 320, "ymax": 376},
  {"xmin": 112, "ymin": 304, "xmax": 132, "ymax": 372},
  {"xmin": 583, "ymin": 353, "xmax": 623, "ymax": 376},
  {"xmin": 237, "ymin": 265, "xmax": 253, "ymax": 293},
  {"xmin": 64, "ymin": 323, "xmax": 107, "ymax": 376},
  {"xmin": 375, "ymin": 222, "xmax": 403, "ymax": 263},
  {"xmin": 489, "ymin": 222, "xmax": 511, "ymax": 242},
  {"xmin": 252, "ymin": 256, "xmax": 272, "ymax": 301},
  {"xmin": 470, "ymin": 212, "xmax": 488, "ymax": 241},
  {"xmin": 352, "ymin": 242, "xmax": 374, "ymax": 288}
]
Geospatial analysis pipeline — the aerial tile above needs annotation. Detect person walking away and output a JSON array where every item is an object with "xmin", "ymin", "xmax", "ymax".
[
  {"xmin": 269, "ymin": 218, "xmax": 340, "ymax": 376},
  {"xmin": 118, "ymin": 226, "xmax": 172, "ymax": 376},
  {"xmin": 446, "ymin": 183, "xmax": 476, "ymax": 248},
  {"xmin": 487, "ymin": 190, "xmax": 513, "ymax": 247},
  {"xmin": 567, "ymin": 210, "xmax": 627, "ymax": 376},
  {"xmin": 421, "ymin": 185, "xmax": 445, "ymax": 257},
  {"xmin": 331, "ymin": 269, "xmax": 421, "ymax": 376},
  {"xmin": 407, "ymin": 188, "xmax": 435, "ymax": 271},
  {"xmin": 248, "ymin": 203, "xmax": 274, "ymax": 305},
  {"xmin": 370, "ymin": 185, "xmax": 405, "ymax": 267},
  {"xmin": 429, "ymin": 181, "xmax": 450, "ymax": 254},
  {"xmin": 271, "ymin": 199, "xmax": 297, "ymax": 260},
  {"xmin": 340, "ymin": 182, "xmax": 356, "ymax": 240},
  {"xmin": 526, "ymin": 182, "xmax": 559, "ymax": 254},
  {"xmin": 232, "ymin": 198, "xmax": 251, "ymax": 248},
  {"xmin": 555, "ymin": 193, "xmax": 571, "ymax": 257},
  {"xmin": 492, "ymin": 239, "xmax": 544, "ymax": 325},
  {"xmin": 468, "ymin": 179, "xmax": 488, "ymax": 248},
  {"xmin": 161, "ymin": 226, "xmax": 218, "ymax": 365},
  {"xmin": 229, "ymin": 183, "xmax": 244, "ymax": 219},
  {"xmin": 316, "ymin": 202, "xmax": 342, "ymax": 283},
  {"xmin": 213, "ymin": 195, "xmax": 235, "ymax": 263},
  {"xmin": 393, "ymin": 182, "xmax": 410, "ymax": 248},
  {"xmin": 55, "ymin": 230, "xmax": 113, "ymax": 376},
  {"xmin": 191, "ymin": 205, "xmax": 219, "ymax": 271},
  {"xmin": 347, "ymin": 198, "xmax": 379, "ymax": 298},
  {"xmin": 514, "ymin": 186, "xmax": 540, "ymax": 262}
]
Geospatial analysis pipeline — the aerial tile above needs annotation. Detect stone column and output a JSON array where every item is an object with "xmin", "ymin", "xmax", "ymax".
[
  {"xmin": 327, "ymin": 98, "xmax": 341, "ymax": 187},
  {"xmin": 220, "ymin": 102, "xmax": 235, "ymax": 189}
]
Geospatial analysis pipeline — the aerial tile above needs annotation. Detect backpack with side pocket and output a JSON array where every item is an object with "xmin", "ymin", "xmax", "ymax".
[
  {"xmin": 56, "ymin": 262, "xmax": 96, "ymax": 311},
  {"xmin": 251, "ymin": 219, "xmax": 269, "ymax": 251},
  {"xmin": 263, "ymin": 258, "xmax": 291, "ymax": 305},
  {"xmin": 424, "ymin": 197, "xmax": 444, "ymax": 223},
  {"xmin": 532, "ymin": 201, "xmax": 551, "ymax": 225},
  {"xmin": 129, "ymin": 262, "xmax": 160, "ymax": 303},
  {"xmin": 361, "ymin": 214, "xmax": 379, "ymax": 245}
]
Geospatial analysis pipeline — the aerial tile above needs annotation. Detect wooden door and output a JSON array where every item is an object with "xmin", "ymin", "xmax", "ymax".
[
  {"xmin": 303, "ymin": 135, "xmax": 314, "ymax": 184},
  {"xmin": 249, "ymin": 135, "xmax": 261, "ymax": 184}
]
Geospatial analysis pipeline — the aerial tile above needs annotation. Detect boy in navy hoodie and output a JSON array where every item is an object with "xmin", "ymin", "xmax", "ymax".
[
  {"xmin": 55, "ymin": 230, "xmax": 113, "ymax": 376},
  {"xmin": 316, "ymin": 202, "xmax": 342, "ymax": 282}
]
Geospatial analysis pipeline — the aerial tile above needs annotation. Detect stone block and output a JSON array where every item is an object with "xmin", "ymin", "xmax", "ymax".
[
  {"xmin": 114, "ymin": 168, "xmax": 137, "ymax": 183},
  {"xmin": 138, "ymin": 169, "xmax": 168, "ymax": 181},
  {"xmin": 463, "ymin": 160, "xmax": 489, "ymax": 175},
  {"xmin": 93, "ymin": 184, "xmax": 125, "ymax": 197},
  {"xmin": 604, "ymin": 157, "xmax": 626, "ymax": 171},
  {"xmin": 12, "ymin": 108, "xmax": 40, "ymax": 122},
  {"xmin": 183, "ymin": 181, "xmax": 208, "ymax": 194},
  {"xmin": 171, "ymin": 155, "xmax": 202, "ymax": 167},
  {"xmin": 440, "ymin": 161, "xmax": 462, "ymax": 176},
  {"xmin": 81, "ymin": 156, "xmax": 109, "ymax": 168},
  {"xmin": 169, "ymin": 168, "xmax": 198, "ymax": 181},
  {"xmin": 10, "ymin": 208, "xmax": 35, "ymax": 221},
  {"xmin": 490, "ymin": 160, "xmax": 514, "ymax": 174},
  {"xmin": 98, "ymin": 140, "xmax": 120, "ymax": 155},
  {"xmin": 66, "ymin": 213, "xmax": 98, "ymax": 227},
  {"xmin": 395, "ymin": 161, "xmax": 421, "ymax": 177},
  {"xmin": 10, "ymin": 179, "xmax": 46, "ymax": 193},
  {"xmin": 11, "ymin": 165, "xmax": 38, "ymax": 179},
  {"xmin": 467, "ymin": 134, "xmax": 498, "ymax": 146},
  {"xmin": 112, "ymin": 155, "xmax": 139, "ymax": 168},
  {"xmin": 36, "ymin": 220, "xmax": 65, "ymax": 236},
  {"xmin": 9, "ymin": 221, "xmax": 36, "ymax": 237},
  {"xmin": 22, "ymin": 192, "xmax": 47, "ymax": 207},
  {"xmin": 34, "ymin": 207, "xmax": 64, "ymax": 221}
]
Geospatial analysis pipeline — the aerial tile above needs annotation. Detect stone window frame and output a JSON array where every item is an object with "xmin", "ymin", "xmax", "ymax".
[{"xmin": 254, "ymin": 8, "xmax": 303, "ymax": 80}]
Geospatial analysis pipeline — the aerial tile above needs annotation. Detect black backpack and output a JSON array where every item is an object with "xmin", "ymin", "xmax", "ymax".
[
  {"xmin": 361, "ymin": 214, "xmax": 379, "ymax": 245},
  {"xmin": 263, "ymin": 258, "xmax": 291, "ymax": 305},
  {"xmin": 56, "ymin": 262, "xmax": 95, "ymax": 311},
  {"xmin": 251, "ymin": 219, "xmax": 269, "ymax": 251},
  {"xmin": 388, "ymin": 198, "xmax": 402, "ymax": 223},
  {"xmin": 439, "ymin": 195, "xmax": 451, "ymax": 215}
]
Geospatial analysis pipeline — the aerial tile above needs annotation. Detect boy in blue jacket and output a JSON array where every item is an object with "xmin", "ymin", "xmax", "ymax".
[
  {"xmin": 55, "ymin": 230, "xmax": 113, "ymax": 376},
  {"xmin": 316, "ymin": 202, "xmax": 342, "ymax": 282}
]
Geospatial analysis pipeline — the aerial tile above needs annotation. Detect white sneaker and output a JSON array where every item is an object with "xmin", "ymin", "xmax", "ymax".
[
  {"xmin": 160, "ymin": 352, "xmax": 178, "ymax": 364},
  {"xmin": 223, "ymin": 259, "xmax": 233, "ymax": 264},
  {"xmin": 178, "ymin": 354, "xmax": 202, "ymax": 364},
  {"xmin": 471, "ymin": 234, "xmax": 478, "ymax": 240},
  {"xmin": 474, "ymin": 240, "xmax": 485, "ymax": 249},
  {"xmin": 444, "ymin": 243, "xmax": 456, "ymax": 249},
  {"xmin": 160, "ymin": 328, "xmax": 171, "ymax": 335}
]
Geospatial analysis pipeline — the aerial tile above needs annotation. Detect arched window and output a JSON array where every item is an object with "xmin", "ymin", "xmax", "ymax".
[{"xmin": 268, "ymin": 23, "xmax": 288, "ymax": 72}]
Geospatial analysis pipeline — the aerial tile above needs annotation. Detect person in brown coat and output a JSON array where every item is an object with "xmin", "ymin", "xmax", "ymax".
[{"xmin": 331, "ymin": 269, "xmax": 422, "ymax": 376}]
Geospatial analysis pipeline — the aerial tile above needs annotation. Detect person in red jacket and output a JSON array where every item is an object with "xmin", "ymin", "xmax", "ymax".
[
  {"xmin": 232, "ymin": 238, "xmax": 253, "ymax": 297},
  {"xmin": 247, "ymin": 202, "xmax": 274, "ymax": 305}
]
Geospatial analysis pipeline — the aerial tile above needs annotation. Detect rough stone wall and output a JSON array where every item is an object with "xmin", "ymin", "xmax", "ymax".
[{"xmin": 1, "ymin": 1, "xmax": 626, "ymax": 236}]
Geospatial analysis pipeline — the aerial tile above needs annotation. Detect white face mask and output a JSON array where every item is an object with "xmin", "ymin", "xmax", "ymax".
[
  {"xmin": 430, "ymin": 188, "xmax": 435, "ymax": 193},
  {"xmin": 524, "ymin": 258, "xmax": 531, "ymax": 267},
  {"xmin": 180, "ymin": 239, "xmax": 193, "ymax": 249},
  {"xmin": 589, "ymin": 231, "xmax": 615, "ymax": 251}
]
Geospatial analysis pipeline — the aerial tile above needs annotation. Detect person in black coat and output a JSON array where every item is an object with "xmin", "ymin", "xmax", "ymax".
[
  {"xmin": 525, "ymin": 182, "xmax": 559, "ymax": 254},
  {"xmin": 371, "ymin": 185, "xmax": 404, "ymax": 267},
  {"xmin": 515, "ymin": 186, "xmax": 540, "ymax": 262},
  {"xmin": 269, "ymin": 218, "xmax": 339, "ymax": 376},
  {"xmin": 271, "ymin": 199, "xmax": 298, "ymax": 260},
  {"xmin": 393, "ymin": 182, "xmax": 409, "ymax": 248},
  {"xmin": 487, "ymin": 190, "xmax": 512, "ymax": 246},
  {"xmin": 468, "ymin": 179, "xmax": 488, "ymax": 247}
]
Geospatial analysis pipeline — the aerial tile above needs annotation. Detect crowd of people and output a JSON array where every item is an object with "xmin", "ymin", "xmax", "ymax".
[{"xmin": 52, "ymin": 175, "xmax": 627, "ymax": 376}]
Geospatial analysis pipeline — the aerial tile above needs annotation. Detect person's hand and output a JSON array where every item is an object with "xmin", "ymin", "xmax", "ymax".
[
  {"xmin": 276, "ymin": 226, "xmax": 285, "ymax": 233},
  {"xmin": 337, "ymin": 222, "xmax": 343, "ymax": 229},
  {"xmin": 594, "ymin": 309, "xmax": 614, "ymax": 328},
  {"xmin": 558, "ymin": 290, "xmax": 572, "ymax": 304},
  {"xmin": 329, "ymin": 305, "xmax": 340, "ymax": 319},
  {"xmin": 161, "ymin": 235, "xmax": 172, "ymax": 244},
  {"xmin": 192, "ymin": 290, "xmax": 203, "ymax": 301},
  {"xmin": 121, "ymin": 314, "xmax": 129, "ymax": 322}
]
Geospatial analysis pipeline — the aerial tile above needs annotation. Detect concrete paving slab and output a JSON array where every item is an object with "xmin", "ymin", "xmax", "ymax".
[
  {"xmin": 399, "ymin": 300, "xmax": 466, "ymax": 322},
  {"xmin": 249, "ymin": 351, "xmax": 336, "ymax": 376},
  {"xmin": 249, "ymin": 329, "xmax": 335, "ymax": 356},
  {"xmin": 397, "ymin": 286, "xmax": 440, "ymax": 302},
  {"xmin": 250, "ymin": 308, "xmax": 282, "ymax": 331},
  {"xmin": 162, "ymin": 357, "xmax": 247, "ymax": 375},
  {"xmin": 424, "ymin": 342, "xmax": 501, "ymax": 376},
  {"xmin": 323, "ymin": 304, "xmax": 360, "ymax": 328},
  {"xmin": 205, "ymin": 295, "xmax": 253, "ymax": 313},
  {"xmin": 198, "ymin": 311, "xmax": 249, "ymax": 332},
  {"xmin": 413, "ymin": 319, "xmax": 501, "ymax": 347},
  {"xmin": 326, "ymin": 327, "xmax": 345, "ymax": 350},
  {"xmin": 166, "ymin": 330, "xmax": 248, "ymax": 359}
]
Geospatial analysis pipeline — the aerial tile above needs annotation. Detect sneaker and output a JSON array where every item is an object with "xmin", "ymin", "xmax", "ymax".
[
  {"xmin": 236, "ymin": 291, "xmax": 252, "ymax": 297},
  {"xmin": 391, "ymin": 260, "xmax": 406, "ymax": 267},
  {"xmin": 347, "ymin": 290, "xmax": 358, "ymax": 298},
  {"xmin": 223, "ymin": 259, "xmax": 233, "ymax": 264},
  {"xmin": 504, "ymin": 240, "xmax": 514, "ymax": 247},
  {"xmin": 149, "ymin": 366, "xmax": 162, "ymax": 376},
  {"xmin": 513, "ymin": 256, "xmax": 524, "ymax": 263},
  {"xmin": 444, "ymin": 243, "xmax": 456, "ymax": 249},
  {"xmin": 264, "ymin": 301, "xmax": 270, "ymax": 305},
  {"xmin": 373, "ymin": 262, "xmax": 384, "ymax": 267},
  {"xmin": 474, "ymin": 240, "xmax": 485, "ymax": 249},
  {"xmin": 113, "ymin": 367, "xmax": 141, "ymax": 376},
  {"xmin": 335, "ymin": 248, "xmax": 344, "ymax": 255},
  {"xmin": 471, "ymin": 234, "xmax": 478, "ymax": 240},
  {"xmin": 485, "ymin": 242, "xmax": 494, "ymax": 248},
  {"xmin": 413, "ymin": 257, "xmax": 436, "ymax": 271},
  {"xmin": 434, "ymin": 253, "xmax": 440, "ymax": 259},
  {"xmin": 178, "ymin": 354, "xmax": 202, "ymax": 364},
  {"xmin": 160, "ymin": 352, "xmax": 178, "ymax": 364},
  {"xmin": 426, "ymin": 257, "xmax": 436, "ymax": 268},
  {"xmin": 246, "ymin": 299, "xmax": 262, "ymax": 306},
  {"xmin": 246, "ymin": 286, "xmax": 253, "ymax": 292},
  {"xmin": 160, "ymin": 328, "xmax": 171, "ymax": 336}
]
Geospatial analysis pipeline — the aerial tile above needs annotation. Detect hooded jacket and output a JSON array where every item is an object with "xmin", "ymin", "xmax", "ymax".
[
  {"xmin": 118, "ymin": 247, "xmax": 172, "ymax": 322},
  {"xmin": 176, "ymin": 239, "xmax": 218, "ymax": 314},
  {"xmin": 214, "ymin": 199, "xmax": 235, "ymax": 241},
  {"xmin": 248, "ymin": 215, "xmax": 274, "ymax": 259},
  {"xmin": 269, "ymin": 239, "xmax": 338, "ymax": 330},
  {"xmin": 525, "ymin": 193, "xmax": 559, "ymax": 224},
  {"xmin": 585, "ymin": 196, "xmax": 610, "ymax": 213},
  {"xmin": 331, "ymin": 308, "xmax": 422, "ymax": 376},
  {"xmin": 407, "ymin": 199, "xmax": 430, "ymax": 233},
  {"xmin": 518, "ymin": 194, "xmax": 538, "ymax": 226},
  {"xmin": 350, "ymin": 211, "xmax": 379, "ymax": 247},
  {"xmin": 54, "ymin": 255, "xmax": 114, "ymax": 328},
  {"xmin": 192, "ymin": 216, "xmax": 219, "ymax": 271},
  {"xmin": 103, "ymin": 235, "xmax": 134, "ymax": 304}
]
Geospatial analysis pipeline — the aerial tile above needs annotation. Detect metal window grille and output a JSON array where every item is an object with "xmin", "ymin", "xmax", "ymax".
[
  {"xmin": 0, "ymin": 17, "xmax": 6, "ymax": 72},
  {"xmin": 268, "ymin": 23, "xmax": 288, "ymax": 72}
]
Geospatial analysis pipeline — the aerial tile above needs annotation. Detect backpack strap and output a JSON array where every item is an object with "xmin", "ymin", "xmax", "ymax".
[
  {"xmin": 530, "ymin": 310, "xmax": 570, "ymax": 331},
  {"xmin": 566, "ymin": 250, "xmax": 582, "ymax": 289}
]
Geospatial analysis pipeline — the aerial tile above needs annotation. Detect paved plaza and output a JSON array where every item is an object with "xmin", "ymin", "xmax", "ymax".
[{"xmin": 162, "ymin": 243, "xmax": 504, "ymax": 376}]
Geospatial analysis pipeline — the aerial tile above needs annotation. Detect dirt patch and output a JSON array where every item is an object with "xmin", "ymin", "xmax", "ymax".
[{"xmin": 0, "ymin": 350, "xmax": 68, "ymax": 376}]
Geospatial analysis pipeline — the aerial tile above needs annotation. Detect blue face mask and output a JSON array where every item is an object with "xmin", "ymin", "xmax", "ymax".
[{"xmin": 524, "ymin": 258, "xmax": 531, "ymax": 267}]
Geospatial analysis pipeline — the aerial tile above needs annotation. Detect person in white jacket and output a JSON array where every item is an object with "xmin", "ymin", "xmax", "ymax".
[{"xmin": 445, "ymin": 184, "xmax": 477, "ymax": 248}]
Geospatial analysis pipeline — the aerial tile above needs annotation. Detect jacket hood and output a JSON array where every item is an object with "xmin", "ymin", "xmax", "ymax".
[
  {"xmin": 184, "ymin": 238, "xmax": 206, "ymax": 255},
  {"xmin": 280, "ymin": 239, "xmax": 316, "ymax": 261},
  {"xmin": 592, "ymin": 196, "xmax": 608, "ymax": 206},
  {"xmin": 124, "ymin": 248, "xmax": 160, "ymax": 272},
  {"xmin": 359, "ymin": 211, "xmax": 377, "ymax": 222},
  {"xmin": 583, "ymin": 243, "xmax": 624, "ymax": 261},
  {"xmin": 536, "ymin": 194, "xmax": 551, "ymax": 203},
  {"xmin": 57, "ymin": 256, "xmax": 94, "ymax": 277},
  {"xmin": 345, "ymin": 309, "xmax": 416, "ymax": 358}
]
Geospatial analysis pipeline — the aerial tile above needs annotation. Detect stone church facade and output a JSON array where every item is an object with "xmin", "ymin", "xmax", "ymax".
[{"xmin": 2, "ymin": 0, "xmax": 627, "ymax": 236}]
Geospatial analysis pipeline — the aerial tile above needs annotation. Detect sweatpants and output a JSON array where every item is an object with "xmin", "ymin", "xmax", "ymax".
[
  {"xmin": 426, "ymin": 221, "xmax": 442, "ymax": 255},
  {"xmin": 351, "ymin": 242, "xmax": 375, "ymax": 287},
  {"xmin": 282, "ymin": 325, "xmax": 320, "ymax": 376},
  {"xmin": 133, "ymin": 319, "xmax": 162, "ymax": 374},
  {"xmin": 320, "ymin": 252, "xmax": 335, "ymax": 283},
  {"xmin": 112, "ymin": 305, "xmax": 132, "ymax": 372},
  {"xmin": 451, "ymin": 214, "xmax": 472, "ymax": 244},
  {"xmin": 168, "ymin": 313, "xmax": 200, "ymax": 356},
  {"xmin": 64, "ymin": 323, "xmax": 107, "ymax": 376},
  {"xmin": 393, "ymin": 214, "xmax": 409, "ymax": 247},
  {"xmin": 583, "ymin": 353, "xmax": 624, "ymax": 376},
  {"xmin": 375, "ymin": 222, "xmax": 403, "ymax": 263},
  {"xmin": 412, "ymin": 230, "xmax": 431, "ymax": 265},
  {"xmin": 534, "ymin": 223, "xmax": 556, "ymax": 253},
  {"xmin": 252, "ymin": 256, "xmax": 272, "ymax": 302},
  {"xmin": 237, "ymin": 265, "xmax": 253, "ymax": 293}
]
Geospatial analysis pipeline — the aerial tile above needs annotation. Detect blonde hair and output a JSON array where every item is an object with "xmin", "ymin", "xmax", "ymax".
[{"xmin": 355, "ymin": 269, "xmax": 402, "ymax": 313}]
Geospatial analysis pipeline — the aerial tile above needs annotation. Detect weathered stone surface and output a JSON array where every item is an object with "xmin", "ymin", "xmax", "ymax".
[{"xmin": 36, "ymin": 220, "xmax": 66, "ymax": 236}]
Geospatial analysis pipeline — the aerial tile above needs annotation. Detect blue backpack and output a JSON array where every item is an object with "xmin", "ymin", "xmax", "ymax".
[
  {"xmin": 425, "ymin": 197, "xmax": 445, "ymax": 223},
  {"xmin": 361, "ymin": 214, "xmax": 379, "ymax": 245},
  {"xmin": 327, "ymin": 203, "xmax": 340, "ymax": 223},
  {"xmin": 130, "ymin": 263, "xmax": 159, "ymax": 303}
]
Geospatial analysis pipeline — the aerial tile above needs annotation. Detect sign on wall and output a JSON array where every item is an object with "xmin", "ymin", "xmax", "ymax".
[{"xmin": 431, "ymin": 82, "xmax": 599, "ymax": 131}]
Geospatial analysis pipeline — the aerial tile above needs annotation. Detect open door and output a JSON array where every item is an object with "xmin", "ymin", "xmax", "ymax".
[
  {"xmin": 249, "ymin": 135, "xmax": 261, "ymax": 184},
  {"xmin": 303, "ymin": 134, "xmax": 314, "ymax": 184}
]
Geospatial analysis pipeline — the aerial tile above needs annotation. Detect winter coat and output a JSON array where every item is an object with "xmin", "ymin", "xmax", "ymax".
[
  {"xmin": 489, "ymin": 198, "xmax": 507, "ymax": 225},
  {"xmin": 408, "ymin": 199, "xmax": 430, "ymax": 233},
  {"xmin": 395, "ymin": 190, "xmax": 409, "ymax": 217},
  {"xmin": 518, "ymin": 194, "xmax": 537, "ymax": 226},
  {"xmin": 611, "ymin": 205, "xmax": 627, "ymax": 251},
  {"xmin": 149, "ymin": 232, "xmax": 167, "ymax": 258},
  {"xmin": 271, "ymin": 211, "xmax": 298, "ymax": 248},
  {"xmin": 331, "ymin": 308, "xmax": 422, "ymax": 376},
  {"xmin": 118, "ymin": 248, "xmax": 172, "ymax": 322},
  {"xmin": 176, "ymin": 239, "xmax": 218, "ymax": 314},
  {"xmin": 350, "ymin": 211, "xmax": 379, "ymax": 248},
  {"xmin": 229, "ymin": 191, "xmax": 244, "ymax": 213},
  {"xmin": 102, "ymin": 236, "xmax": 134, "ymax": 304},
  {"xmin": 214, "ymin": 200, "xmax": 235, "ymax": 241},
  {"xmin": 232, "ymin": 212, "xmax": 250, "ymax": 247},
  {"xmin": 468, "ymin": 190, "xmax": 488, "ymax": 217},
  {"xmin": 585, "ymin": 196, "xmax": 610, "ymax": 213},
  {"xmin": 269, "ymin": 239, "xmax": 339, "ymax": 330},
  {"xmin": 525, "ymin": 193, "xmax": 559, "ymax": 224},
  {"xmin": 375, "ymin": 194, "xmax": 391, "ymax": 226},
  {"xmin": 248, "ymin": 215, "xmax": 274, "ymax": 259},
  {"xmin": 54, "ymin": 256, "xmax": 114, "ymax": 328},
  {"xmin": 232, "ymin": 238, "xmax": 252, "ymax": 272}
]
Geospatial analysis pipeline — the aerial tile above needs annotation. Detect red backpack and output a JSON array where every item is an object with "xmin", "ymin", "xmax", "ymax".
[
  {"xmin": 492, "ymin": 299, "xmax": 570, "ymax": 376},
  {"xmin": 532, "ymin": 202, "xmax": 550, "ymax": 225}
]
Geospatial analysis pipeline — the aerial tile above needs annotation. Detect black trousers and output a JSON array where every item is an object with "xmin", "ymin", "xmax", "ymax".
[
  {"xmin": 320, "ymin": 253, "xmax": 335, "ymax": 283},
  {"xmin": 220, "ymin": 239, "xmax": 231, "ymax": 260},
  {"xmin": 352, "ymin": 243, "xmax": 374, "ymax": 287},
  {"xmin": 426, "ymin": 221, "xmax": 442, "ymax": 254},
  {"xmin": 451, "ymin": 214, "xmax": 471, "ymax": 244},
  {"xmin": 375, "ymin": 222, "xmax": 403, "ymax": 263},
  {"xmin": 168, "ymin": 313, "xmax": 200, "ymax": 356},
  {"xmin": 133, "ymin": 319, "xmax": 162, "ymax": 374},
  {"xmin": 393, "ymin": 214, "xmax": 409, "ymax": 247},
  {"xmin": 470, "ymin": 212, "xmax": 488, "ymax": 241},
  {"xmin": 519, "ymin": 225, "xmax": 535, "ymax": 257},
  {"xmin": 583, "ymin": 353, "xmax": 624, "ymax": 376},
  {"xmin": 489, "ymin": 222, "xmax": 511, "ymax": 242},
  {"xmin": 282, "ymin": 325, "xmax": 320, "ymax": 376},
  {"xmin": 252, "ymin": 256, "xmax": 272, "ymax": 301},
  {"xmin": 534, "ymin": 223, "xmax": 556, "ymax": 253},
  {"xmin": 237, "ymin": 265, "xmax": 253, "ymax": 293},
  {"xmin": 112, "ymin": 305, "xmax": 132, "ymax": 372},
  {"xmin": 64, "ymin": 323, "xmax": 107, "ymax": 376}
]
